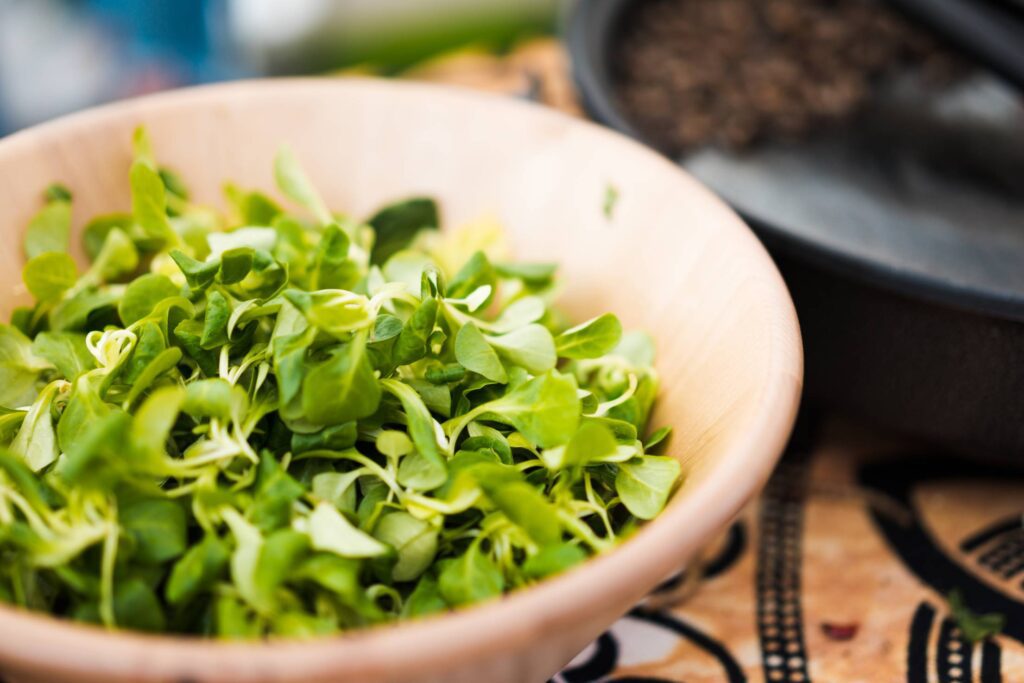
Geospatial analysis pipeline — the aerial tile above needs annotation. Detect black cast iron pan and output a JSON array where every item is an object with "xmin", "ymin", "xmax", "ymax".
[{"xmin": 567, "ymin": 0, "xmax": 1024, "ymax": 455}]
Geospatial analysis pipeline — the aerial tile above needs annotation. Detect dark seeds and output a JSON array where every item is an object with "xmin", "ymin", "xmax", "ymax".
[{"xmin": 612, "ymin": 0, "xmax": 964, "ymax": 154}]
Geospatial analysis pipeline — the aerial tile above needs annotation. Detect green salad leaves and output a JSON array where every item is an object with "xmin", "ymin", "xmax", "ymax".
[{"xmin": 0, "ymin": 129, "xmax": 680, "ymax": 638}]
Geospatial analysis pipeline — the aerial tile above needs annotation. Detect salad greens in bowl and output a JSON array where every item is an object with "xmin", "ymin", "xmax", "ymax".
[
  {"xmin": 1, "ymin": 128, "xmax": 678, "ymax": 638},
  {"xmin": 0, "ymin": 79, "xmax": 801, "ymax": 683}
]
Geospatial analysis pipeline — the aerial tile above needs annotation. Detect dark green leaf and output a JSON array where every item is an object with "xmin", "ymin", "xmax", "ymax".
[
  {"xmin": 121, "ymin": 499, "xmax": 187, "ymax": 564},
  {"xmin": 368, "ymin": 198, "xmax": 438, "ymax": 265},
  {"xmin": 438, "ymin": 544, "xmax": 504, "ymax": 606},
  {"xmin": 166, "ymin": 535, "xmax": 229, "ymax": 606},
  {"xmin": 523, "ymin": 543, "xmax": 587, "ymax": 579}
]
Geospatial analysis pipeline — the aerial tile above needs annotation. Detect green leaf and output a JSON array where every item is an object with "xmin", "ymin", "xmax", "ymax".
[
  {"xmin": 455, "ymin": 322, "xmax": 507, "ymax": 383},
  {"xmin": 129, "ymin": 385, "xmax": 183, "ymax": 457},
  {"xmin": 489, "ymin": 296, "xmax": 546, "ymax": 333},
  {"xmin": 250, "ymin": 452, "xmax": 304, "ymax": 533},
  {"xmin": 121, "ymin": 499, "xmax": 187, "ymax": 564},
  {"xmin": 558, "ymin": 421, "xmax": 618, "ymax": 470},
  {"xmin": 130, "ymin": 159, "xmax": 175, "ymax": 245},
  {"xmin": 112, "ymin": 577, "xmax": 166, "ymax": 633},
  {"xmin": 556, "ymin": 314, "xmax": 623, "ymax": 360},
  {"xmin": 183, "ymin": 379, "xmax": 241, "ymax": 421},
  {"xmin": 118, "ymin": 273, "xmax": 180, "ymax": 325},
  {"xmin": 32, "ymin": 332, "xmax": 94, "ymax": 380},
  {"xmin": 644, "ymin": 426, "xmax": 672, "ymax": 452},
  {"xmin": 0, "ymin": 324, "xmax": 51, "ymax": 408},
  {"xmin": 215, "ymin": 594, "xmax": 259, "ymax": 639},
  {"xmin": 292, "ymin": 554, "xmax": 362, "ymax": 603},
  {"xmin": 23, "ymin": 252, "xmax": 78, "ymax": 302},
  {"xmin": 447, "ymin": 251, "xmax": 495, "ymax": 300},
  {"xmin": 292, "ymin": 423, "xmax": 357, "ymax": 454},
  {"xmin": 948, "ymin": 589, "xmax": 1005, "ymax": 643},
  {"xmin": 10, "ymin": 382, "xmax": 61, "ymax": 472},
  {"xmin": 87, "ymin": 228, "xmax": 139, "ymax": 283},
  {"xmin": 24, "ymin": 199, "xmax": 71, "ymax": 258},
  {"xmin": 172, "ymin": 319, "xmax": 218, "ymax": 376},
  {"xmin": 285, "ymin": 289, "xmax": 372, "ymax": 339},
  {"xmin": 615, "ymin": 456, "xmax": 681, "ymax": 520},
  {"xmin": 159, "ymin": 167, "xmax": 190, "ymax": 201},
  {"xmin": 82, "ymin": 214, "xmax": 131, "ymax": 261},
  {"xmin": 57, "ymin": 377, "xmax": 111, "ymax": 455},
  {"xmin": 301, "ymin": 339, "xmax": 380, "ymax": 427},
  {"xmin": 295, "ymin": 502, "xmax": 389, "ymax": 559},
  {"xmin": 200, "ymin": 290, "xmax": 231, "ymax": 350},
  {"xmin": 402, "ymin": 575, "xmax": 447, "ymax": 618},
  {"xmin": 438, "ymin": 543, "xmax": 504, "ymax": 606},
  {"xmin": 485, "ymin": 481, "xmax": 561, "ymax": 546},
  {"xmin": 0, "ymin": 449, "xmax": 54, "ymax": 512},
  {"xmin": 169, "ymin": 250, "xmax": 218, "ymax": 292},
  {"xmin": 44, "ymin": 183, "xmax": 72, "ymax": 203},
  {"xmin": 274, "ymin": 146, "xmax": 331, "ymax": 224},
  {"xmin": 55, "ymin": 412, "xmax": 131, "ymax": 489},
  {"xmin": 165, "ymin": 534, "xmax": 230, "ymax": 606},
  {"xmin": 367, "ymin": 198, "xmax": 438, "ymax": 265},
  {"xmin": 49, "ymin": 287, "xmax": 120, "ymax": 331},
  {"xmin": 218, "ymin": 248, "xmax": 254, "ymax": 285},
  {"xmin": 312, "ymin": 224, "xmax": 359, "ymax": 290},
  {"xmin": 253, "ymin": 529, "xmax": 309, "ymax": 611},
  {"xmin": 311, "ymin": 470, "xmax": 360, "ymax": 514},
  {"xmin": 523, "ymin": 543, "xmax": 587, "ymax": 579},
  {"xmin": 381, "ymin": 379, "xmax": 447, "ymax": 491},
  {"xmin": 452, "ymin": 370, "xmax": 581, "ymax": 449},
  {"xmin": 224, "ymin": 184, "xmax": 282, "ymax": 225},
  {"xmin": 373, "ymin": 512, "xmax": 438, "ymax": 582},
  {"xmin": 486, "ymin": 324, "xmax": 557, "ymax": 375},
  {"xmin": 394, "ymin": 298, "xmax": 438, "ymax": 366}
]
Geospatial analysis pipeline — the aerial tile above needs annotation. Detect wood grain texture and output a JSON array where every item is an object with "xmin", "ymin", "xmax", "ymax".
[{"xmin": 0, "ymin": 78, "xmax": 802, "ymax": 683}]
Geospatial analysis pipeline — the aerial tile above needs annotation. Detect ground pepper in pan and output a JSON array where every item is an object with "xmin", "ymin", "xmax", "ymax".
[{"xmin": 612, "ymin": 0, "xmax": 963, "ymax": 153}]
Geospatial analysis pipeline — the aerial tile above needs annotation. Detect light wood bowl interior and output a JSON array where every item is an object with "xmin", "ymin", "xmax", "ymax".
[{"xmin": 0, "ymin": 79, "xmax": 802, "ymax": 683}]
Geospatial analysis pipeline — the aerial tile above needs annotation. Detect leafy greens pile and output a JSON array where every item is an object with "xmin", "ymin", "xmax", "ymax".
[{"xmin": 0, "ymin": 129, "xmax": 680, "ymax": 637}]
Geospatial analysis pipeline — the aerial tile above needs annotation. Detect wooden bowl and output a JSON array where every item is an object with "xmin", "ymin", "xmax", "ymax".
[{"xmin": 0, "ymin": 79, "xmax": 802, "ymax": 683}]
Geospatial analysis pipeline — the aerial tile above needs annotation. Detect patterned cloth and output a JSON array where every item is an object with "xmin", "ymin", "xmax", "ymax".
[{"xmin": 407, "ymin": 40, "xmax": 1024, "ymax": 682}]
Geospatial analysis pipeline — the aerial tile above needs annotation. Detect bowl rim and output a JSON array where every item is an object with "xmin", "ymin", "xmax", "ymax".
[{"xmin": 0, "ymin": 77, "xmax": 802, "ymax": 681}]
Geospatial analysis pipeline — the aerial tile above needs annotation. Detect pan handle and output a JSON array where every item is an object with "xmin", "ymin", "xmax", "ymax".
[{"xmin": 885, "ymin": 0, "xmax": 1024, "ymax": 90}]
